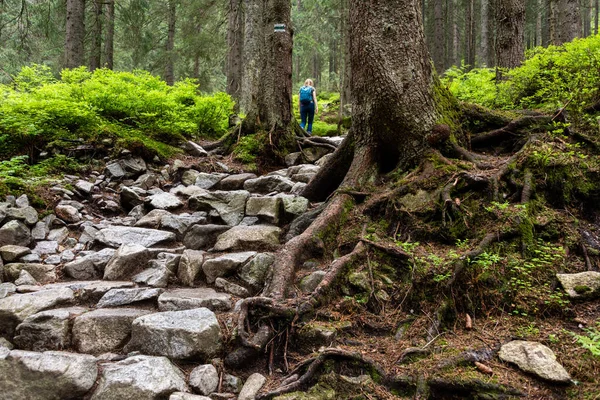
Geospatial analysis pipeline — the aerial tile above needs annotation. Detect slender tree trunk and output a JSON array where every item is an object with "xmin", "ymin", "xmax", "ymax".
[
  {"xmin": 103, "ymin": 0, "xmax": 114, "ymax": 69},
  {"xmin": 465, "ymin": 0, "xmax": 475, "ymax": 68},
  {"xmin": 596, "ymin": 0, "xmax": 599, "ymax": 34},
  {"xmin": 558, "ymin": 0, "xmax": 581, "ymax": 44},
  {"xmin": 479, "ymin": 0, "xmax": 488, "ymax": 66},
  {"xmin": 89, "ymin": 0, "xmax": 102, "ymax": 71},
  {"xmin": 227, "ymin": 0, "xmax": 244, "ymax": 111},
  {"xmin": 240, "ymin": 0, "xmax": 263, "ymax": 116},
  {"xmin": 453, "ymin": 0, "xmax": 460, "ymax": 65},
  {"xmin": 445, "ymin": 0, "xmax": 455, "ymax": 68},
  {"xmin": 536, "ymin": 0, "xmax": 543, "ymax": 46},
  {"xmin": 549, "ymin": 0, "xmax": 557, "ymax": 44},
  {"xmin": 496, "ymin": 0, "xmax": 525, "ymax": 76},
  {"xmin": 487, "ymin": 0, "xmax": 496, "ymax": 66},
  {"xmin": 584, "ymin": 0, "xmax": 592, "ymax": 37},
  {"xmin": 165, "ymin": 0, "xmax": 177, "ymax": 86},
  {"xmin": 433, "ymin": 0, "xmax": 444, "ymax": 72},
  {"xmin": 65, "ymin": 0, "xmax": 85, "ymax": 68},
  {"xmin": 340, "ymin": 0, "xmax": 352, "ymax": 118}
]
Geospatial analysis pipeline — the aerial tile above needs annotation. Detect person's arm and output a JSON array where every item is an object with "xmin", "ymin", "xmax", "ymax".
[{"xmin": 312, "ymin": 89, "xmax": 318, "ymax": 113}]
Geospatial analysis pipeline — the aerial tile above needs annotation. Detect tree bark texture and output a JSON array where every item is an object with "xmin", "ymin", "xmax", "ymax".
[
  {"xmin": 65, "ymin": 0, "xmax": 85, "ymax": 68},
  {"xmin": 240, "ymin": 0, "xmax": 263, "ymax": 116},
  {"xmin": 584, "ymin": 0, "xmax": 592, "ymax": 37},
  {"xmin": 165, "ymin": 0, "xmax": 177, "ymax": 86},
  {"xmin": 89, "ymin": 0, "xmax": 102, "ymax": 71},
  {"xmin": 432, "ymin": 0, "xmax": 444, "ymax": 73},
  {"xmin": 558, "ymin": 0, "xmax": 581, "ymax": 44},
  {"xmin": 104, "ymin": 0, "xmax": 115, "ymax": 69},
  {"xmin": 549, "ymin": 0, "xmax": 557, "ymax": 44},
  {"xmin": 348, "ymin": 0, "xmax": 442, "ymax": 174},
  {"xmin": 596, "ymin": 0, "xmax": 599, "ymax": 34},
  {"xmin": 340, "ymin": 0, "xmax": 352, "ymax": 117},
  {"xmin": 535, "ymin": 0, "xmax": 543, "ymax": 46},
  {"xmin": 496, "ymin": 0, "xmax": 525, "ymax": 73},
  {"xmin": 465, "ymin": 0, "xmax": 475, "ymax": 68},
  {"xmin": 479, "ymin": 0, "xmax": 489, "ymax": 66},
  {"xmin": 227, "ymin": 0, "xmax": 244, "ymax": 111}
]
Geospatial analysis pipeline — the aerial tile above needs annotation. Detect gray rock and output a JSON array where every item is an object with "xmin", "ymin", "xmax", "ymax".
[
  {"xmin": 171, "ymin": 184, "xmax": 206, "ymax": 198},
  {"xmin": 170, "ymin": 393, "xmax": 211, "ymax": 400},
  {"xmin": 44, "ymin": 255, "xmax": 62, "ymax": 265},
  {"xmin": 243, "ymin": 175, "xmax": 295, "ymax": 194},
  {"xmin": 155, "ymin": 252, "xmax": 182, "ymax": 272},
  {"xmin": 238, "ymin": 253, "xmax": 275, "ymax": 290},
  {"xmin": 105, "ymin": 157, "xmax": 147, "ymax": 180},
  {"xmin": 14, "ymin": 307, "xmax": 88, "ymax": 351},
  {"xmin": 215, "ymin": 278, "xmax": 250, "ymax": 298},
  {"xmin": 183, "ymin": 225, "xmax": 231, "ymax": 250},
  {"xmin": 75, "ymin": 180, "xmax": 94, "ymax": 194},
  {"xmin": 299, "ymin": 271, "xmax": 327, "ymax": 294},
  {"xmin": 128, "ymin": 204, "xmax": 147, "ymax": 221},
  {"xmin": 104, "ymin": 244, "xmax": 151, "ymax": 280},
  {"xmin": 0, "ymin": 288, "xmax": 74, "ymax": 337},
  {"xmin": 60, "ymin": 250, "xmax": 76, "ymax": 263},
  {"xmin": 158, "ymin": 288, "xmax": 232, "ymax": 312},
  {"xmin": 285, "ymin": 152, "xmax": 304, "ymax": 167},
  {"xmin": 55, "ymin": 280, "xmax": 135, "ymax": 302},
  {"xmin": 186, "ymin": 141, "xmax": 209, "ymax": 157},
  {"xmin": 239, "ymin": 216, "xmax": 260, "ymax": 226},
  {"xmin": 95, "ymin": 226, "xmax": 176, "ymax": 248},
  {"xmin": 15, "ymin": 270, "xmax": 37, "ymax": 286},
  {"xmin": 133, "ymin": 173, "xmax": 159, "ymax": 190},
  {"xmin": 19, "ymin": 254, "xmax": 41, "ymax": 264},
  {"xmin": 32, "ymin": 240, "xmax": 58, "ymax": 256},
  {"xmin": 195, "ymin": 173, "xmax": 227, "ymax": 189},
  {"xmin": 315, "ymin": 152, "xmax": 334, "ymax": 167},
  {"xmin": 238, "ymin": 373, "xmax": 267, "ymax": 400},
  {"xmin": 182, "ymin": 169, "xmax": 201, "ymax": 186},
  {"xmin": 120, "ymin": 186, "xmax": 146, "ymax": 210},
  {"xmin": 287, "ymin": 164, "xmax": 320, "ymax": 177},
  {"xmin": 63, "ymin": 248, "xmax": 116, "ymax": 280},
  {"xmin": 160, "ymin": 213, "xmax": 205, "ymax": 239},
  {"xmin": 54, "ymin": 205, "xmax": 81, "ymax": 223},
  {"xmin": 246, "ymin": 197, "xmax": 283, "ymax": 224},
  {"xmin": 91, "ymin": 355, "xmax": 188, "ymax": 400},
  {"xmin": 47, "ymin": 227, "xmax": 69, "ymax": 243},
  {"xmin": 78, "ymin": 224, "xmax": 99, "ymax": 244},
  {"xmin": 177, "ymin": 249, "xmax": 206, "ymax": 286},
  {"xmin": 133, "ymin": 267, "xmax": 171, "ymax": 288},
  {"xmin": 0, "ymin": 245, "xmax": 31, "ymax": 262},
  {"xmin": 0, "ymin": 283, "xmax": 16, "ymax": 299},
  {"xmin": 188, "ymin": 190, "xmax": 249, "ymax": 226},
  {"xmin": 290, "ymin": 182, "xmax": 307, "ymax": 195},
  {"xmin": 0, "ymin": 337, "xmax": 13, "ymax": 349},
  {"xmin": 5, "ymin": 263, "xmax": 57, "ymax": 283},
  {"xmin": 72, "ymin": 308, "xmax": 151, "ymax": 354},
  {"xmin": 302, "ymin": 147, "xmax": 330, "ymax": 163},
  {"xmin": 189, "ymin": 364, "xmax": 219, "ymax": 395},
  {"xmin": 275, "ymin": 194, "xmax": 310, "ymax": 217},
  {"xmin": 222, "ymin": 374, "xmax": 243, "ymax": 394},
  {"xmin": 126, "ymin": 308, "xmax": 222, "ymax": 360},
  {"xmin": 0, "ymin": 220, "xmax": 31, "ymax": 247},
  {"xmin": 148, "ymin": 192, "xmax": 184, "ymax": 210},
  {"xmin": 31, "ymin": 222, "xmax": 48, "ymax": 241},
  {"xmin": 213, "ymin": 226, "xmax": 281, "ymax": 252},
  {"xmin": 0, "ymin": 349, "xmax": 98, "ymax": 400},
  {"xmin": 5, "ymin": 206, "xmax": 38, "ymax": 226},
  {"xmin": 217, "ymin": 173, "xmax": 258, "ymax": 191},
  {"xmin": 98, "ymin": 288, "xmax": 163, "ymax": 308},
  {"xmin": 202, "ymin": 252, "xmax": 256, "ymax": 284},
  {"xmin": 135, "ymin": 209, "xmax": 171, "ymax": 229},
  {"xmin": 499, "ymin": 340, "xmax": 571, "ymax": 383},
  {"xmin": 15, "ymin": 194, "xmax": 29, "ymax": 208},
  {"xmin": 557, "ymin": 271, "xmax": 600, "ymax": 299}
]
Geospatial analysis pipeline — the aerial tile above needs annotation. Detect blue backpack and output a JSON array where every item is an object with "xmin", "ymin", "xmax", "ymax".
[{"xmin": 299, "ymin": 86, "xmax": 314, "ymax": 104}]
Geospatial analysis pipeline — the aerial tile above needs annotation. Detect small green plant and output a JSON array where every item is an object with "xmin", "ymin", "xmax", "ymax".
[
  {"xmin": 570, "ymin": 322, "xmax": 600, "ymax": 358},
  {"xmin": 516, "ymin": 322, "xmax": 540, "ymax": 338},
  {"xmin": 395, "ymin": 241, "xmax": 420, "ymax": 255}
]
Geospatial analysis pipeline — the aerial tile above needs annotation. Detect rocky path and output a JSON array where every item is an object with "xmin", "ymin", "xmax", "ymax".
[{"xmin": 0, "ymin": 138, "xmax": 343, "ymax": 400}]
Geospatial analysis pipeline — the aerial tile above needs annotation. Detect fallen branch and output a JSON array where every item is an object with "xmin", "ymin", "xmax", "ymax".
[{"xmin": 471, "ymin": 116, "xmax": 551, "ymax": 147}]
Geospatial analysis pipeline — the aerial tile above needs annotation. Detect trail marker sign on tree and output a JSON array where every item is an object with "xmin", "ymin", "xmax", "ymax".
[{"xmin": 274, "ymin": 24, "xmax": 286, "ymax": 32}]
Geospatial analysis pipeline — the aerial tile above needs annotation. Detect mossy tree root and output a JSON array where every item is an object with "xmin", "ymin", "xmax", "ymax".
[{"xmin": 470, "ymin": 116, "xmax": 552, "ymax": 147}]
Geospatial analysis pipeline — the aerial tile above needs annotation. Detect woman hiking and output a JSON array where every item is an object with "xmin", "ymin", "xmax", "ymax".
[{"xmin": 298, "ymin": 79, "xmax": 318, "ymax": 135}]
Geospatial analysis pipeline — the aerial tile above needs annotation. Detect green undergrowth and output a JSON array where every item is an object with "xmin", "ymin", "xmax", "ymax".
[
  {"xmin": 443, "ymin": 34, "xmax": 600, "ymax": 116},
  {"xmin": 0, "ymin": 65, "xmax": 234, "ymax": 161}
]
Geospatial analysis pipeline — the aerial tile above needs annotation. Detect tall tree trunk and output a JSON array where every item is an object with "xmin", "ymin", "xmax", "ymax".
[
  {"xmin": 89, "ymin": 0, "xmax": 102, "ymax": 71},
  {"xmin": 65, "ymin": 0, "xmax": 85, "ymax": 68},
  {"xmin": 103, "ymin": 0, "xmax": 114, "ymax": 69},
  {"xmin": 584, "ymin": 0, "xmax": 591, "ymax": 37},
  {"xmin": 479, "ymin": 0, "xmax": 489, "ymax": 66},
  {"xmin": 536, "ymin": 0, "xmax": 543, "ymax": 46},
  {"xmin": 596, "ymin": 0, "xmax": 599, "ymax": 34},
  {"xmin": 165, "ymin": 0, "xmax": 177, "ymax": 86},
  {"xmin": 240, "ymin": 0, "xmax": 263, "ymax": 116},
  {"xmin": 445, "ymin": 0, "xmax": 455, "ymax": 69},
  {"xmin": 487, "ymin": 0, "xmax": 496, "ymax": 66},
  {"xmin": 227, "ymin": 0, "xmax": 244, "ymax": 111},
  {"xmin": 453, "ymin": 0, "xmax": 460, "ymax": 65},
  {"xmin": 432, "ymin": 0, "xmax": 444, "ymax": 72},
  {"xmin": 496, "ymin": 0, "xmax": 525, "ymax": 77},
  {"xmin": 558, "ymin": 0, "xmax": 581, "ymax": 44},
  {"xmin": 465, "ymin": 0, "xmax": 475, "ymax": 68},
  {"xmin": 549, "ymin": 0, "xmax": 557, "ymax": 44},
  {"xmin": 340, "ymin": 0, "xmax": 352, "ymax": 118}
]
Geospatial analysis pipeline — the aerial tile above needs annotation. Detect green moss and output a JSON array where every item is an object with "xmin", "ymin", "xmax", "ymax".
[
  {"xmin": 574, "ymin": 285, "xmax": 592, "ymax": 294},
  {"xmin": 432, "ymin": 78, "xmax": 462, "ymax": 138}
]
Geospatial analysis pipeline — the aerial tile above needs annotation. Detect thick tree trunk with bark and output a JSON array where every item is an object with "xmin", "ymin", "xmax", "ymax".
[
  {"xmin": 558, "ymin": 0, "xmax": 581, "ymax": 43},
  {"xmin": 240, "ymin": 0, "xmax": 262, "ymax": 116},
  {"xmin": 227, "ymin": 0, "xmax": 244, "ymax": 111},
  {"xmin": 89, "ymin": 0, "xmax": 102, "ymax": 71},
  {"xmin": 104, "ymin": 0, "xmax": 114, "ymax": 69},
  {"xmin": 496, "ymin": 0, "xmax": 525, "ymax": 74},
  {"xmin": 165, "ymin": 0, "xmax": 177, "ymax": 86},
  {"xmin": 65, "ymin": 0, "xmax": 85, "ymax": 69}
]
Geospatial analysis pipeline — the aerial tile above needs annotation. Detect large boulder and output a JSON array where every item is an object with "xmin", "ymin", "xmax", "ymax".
[
  {"xmin": 183, "ymin": 225, "xmax": 231, "ymax": 250},
  {"xmin": 194, "ymin": 173, "xmax": 227, "ymax": 189},
  {"xmin": 135, "ymin": 209, "xmax": 172, "ymax": 229},
  {"xmin": 63, "ymin": 248, "xmax": 116, "ymax": 280},
  {"xmin": 97, "ymin": 287, "xmax": 163, "ymax": 308},
  {"xmin": 4, "ymin": 263, "xmax": 57, "ymax": 283},
  {"xmin": 202, "ymin": 252, "xmax": 256, "ymax": 284},
  {"xmin": 158, "ymin": 288, "xmax": 232, "ymax": 312},
  {"xmin": 0, "ymin": 288, "xmax": 74, "ymax": 337},
  {"xmin": 91, "ymin": 355, "xmax": 188, "ymax": 400},
  {"xmin": 243, "ymin": 175, "xmax": 294, "ymax": 194},
  {"xmin": 95, "ymin": 226, "xmax": 176, "ymax": 248},
  {"xmin": 133, "ymin": 267, "xmax": 171, "ymax": 288},
  {"xmin": 0, "ymin": 349, "xmax": 98, "ymax": 400},
  {"xmin": 105, "ymin": 156, "xmax": 147, "ymax": 180},
  {"xmin": 0, "ymin": 220, "xmax": 31, "ymax": 247},
  {"xmin": 148, "ymin": 192, "xmax": 184, "ymax": 211},
  {"xmin": 103, "ymin": 244, "xmax": 151, "ymax": 280},
  {"xmin": 499, "ymin": 340, "xmax": 571, "ymax": 383},
  {"xmin": 120, "ymin": 186, "xmax": 146, "ymax": 210},
  {"xmin": 4, "ymin": 206, "xmax": 38, "ymax": 226},
  {"xmin": 126, "ymin": 308, "xmax": 222, "ymax": 360},
  {"xmin": 177, "ymin": 250, "xmax": 205, "ymax": 286},
  {"xmin": 245, "ymin": 196, "xmax": 283, "ymax": 224},
  {"xmin": 217, "ymin": 173, "xmax": 258, "ymax": 191},
  {"xmin": 557, "ymin": 271, "xmax": 600, "ymax": 299},
  {"xmin": 238, "ymin": 253, "xmax": 275, "ymax": 290},
  {"xmin": 188, "ymin": 190, "xmax": 249, "ymax": 226},
  {"xmin": 14, "ymin": 307, "xmax": 88, "ymax": 351},
  {"xmin": 72, "ymin": 308, "xmax": 151, "ymax": 354},
  {"xmin": 213, "ymin": 226, "xmax": 281, "ymax": 252},
  {"xmin": 52, "ymin": 280, "xmax": 135, "ymax": 302}
]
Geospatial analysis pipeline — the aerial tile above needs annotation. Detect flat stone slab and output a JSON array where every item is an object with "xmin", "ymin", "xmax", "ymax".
[
  {"xmin": 188, "ymin": 190, "xmax": 249, "ymax": 226},
  {"xmin": 97, "ymin": 287, "xmax": 163, "ymax": 308},
  {"xmin": 44, "ymin": 280, "xmax": 136, "ymax": 302},
  {"xmin": 72, "ymin": 308, "xmax": 151, "ymax": 354},
  {"xmin": 158, "ymin": 288, "xmax": 232, "ymax": 312},
  {"xmin": 213, "ymin": 226, "xmax": 281, "ymax": 252},
  {"xmin": 557, "ymin": 271, "xmax": 600, "ymax": 299},
  {"xmin": 14, "ymin": 307, "xmax": 88, "ymax": 351},
  {"xmin": 499, "ymin": 340, "xmax": 571, "ymax": 383},
  {"xmin": 126, "ymin": 308, "xmax": 222, "ymax": 360},
  {"xmin": 63, "ymin": 248, "xmax": 116, "ymax": 280},
  {"xmin": 148, "ymin": 192, "xmax": 184, "ymax": 210},
  {"xmin": 95, "ymin": 226, "xmax": 176, "ymax": 248},
  {"xmin": 202, "ymin": 252, "xmax": 256, "ymax": 284},
  {"xmin": 103, "ymin": 244, "xmax": 151, "ymax": 281},
  {"xmin": 243, "ymin": 175, "xmax": 294, "ymax": 194},
  {"xmin": 91, "ymin": 355, "xmax": 187, "ymax": 400},
  {"xmin": 0, "ymin": 245, "xmax": 31, "ymax": 262},
  {"xmin": 4, "ymin": 263, "xmax": 57, "ymax": 284},
  {"xmin": 0, "ymin": 349, "xmax": 98, "ymax": 400}
]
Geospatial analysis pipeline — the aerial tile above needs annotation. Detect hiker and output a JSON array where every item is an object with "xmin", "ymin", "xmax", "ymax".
[{"xmin": 298, "ymin": 79, "xmax": 318, "ymax": 135}]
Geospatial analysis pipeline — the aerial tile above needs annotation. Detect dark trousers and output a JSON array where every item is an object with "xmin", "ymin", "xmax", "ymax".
[{"xmin": 299, "ymin": 102, "xmax": 315, "ymax": 133}]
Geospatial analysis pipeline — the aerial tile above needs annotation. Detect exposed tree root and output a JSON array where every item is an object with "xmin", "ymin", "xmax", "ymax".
[
  {"xmin": 450, "ymin": 143, "xmax": 495, "ymax": 169},
  {"xmin": 520, "ymin": 169, "xmax": 533, "ymax": 204},
  {"xmin": 471, "ymin": 116, "xmax": 551, "ymax": 147}
]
